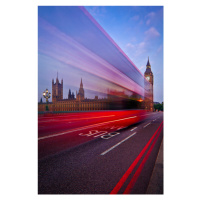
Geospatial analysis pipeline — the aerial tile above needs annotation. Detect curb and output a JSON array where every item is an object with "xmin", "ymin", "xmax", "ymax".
[{"xmin": 146, "ymin": 139, "xmax": 163, "ymax": 194}]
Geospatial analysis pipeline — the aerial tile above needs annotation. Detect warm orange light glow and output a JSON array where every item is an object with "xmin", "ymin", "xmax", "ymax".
[{"xmin": 138, "ymin": 98, "xmax": 143, "ymax": 102}]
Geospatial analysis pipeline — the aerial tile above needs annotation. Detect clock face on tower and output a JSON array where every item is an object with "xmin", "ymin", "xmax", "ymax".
[{"xmin": 146, "ymin": 76, "xmax": 150, "ymax": 81}]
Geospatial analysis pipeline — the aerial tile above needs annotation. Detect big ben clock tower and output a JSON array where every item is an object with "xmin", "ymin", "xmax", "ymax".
[{"xmin": 144, "ymin": 57, "xmax": 154, "ymax": 111}]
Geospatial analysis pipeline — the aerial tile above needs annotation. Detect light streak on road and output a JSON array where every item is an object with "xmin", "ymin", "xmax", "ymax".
[
  {"xmin": 38, "ymin": 115, "xmax": 115, "ymax": 123},
  {"xmin": 110, "ymin": 121, "xmax": 163, "ymax": 194},
  {"xmin": 38, "ymin": 115, "xmax": 137, "ymax": 140},
  {"xmin": 123, "ymin": 125, "xmax": 162, "ymax": 194}
]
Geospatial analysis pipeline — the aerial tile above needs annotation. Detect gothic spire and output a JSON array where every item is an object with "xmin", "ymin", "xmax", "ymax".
[
  {"xmin": 80, "ymin": 78, "xmax": 83, "ymax": 87},
  {"xmin": 147, "ymin": 56, "xmax": 150, "ymax": 66},
  {"xmin": 56, "ymin": 71, "xmax": 59, "ymax": 83}
]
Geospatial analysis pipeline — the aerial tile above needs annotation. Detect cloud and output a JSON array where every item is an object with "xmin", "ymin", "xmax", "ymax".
[
  {"xmin": 126, "ymin": 41, "xmax": 146, "ymax": 50},
  {"xmin": 138, "ymin": 42, "xmax": 146, "ymax": 49},
  {"xmin": 146, "ymin": 19, "xmax": 151, "ymax": 25},
  {"xmin": 87, "ymin": 6, "xmax": 106, "ymax": 18},
  {"xmin": 146, "ymin": 12, "xmax": 156, "ymax": 18},
  {"xmin": 145, "ymin": 27, "xmax": 160, "ymax": 39},
  {"xmin": 157, "ymin": 45, "xmax": 163, "ymax": 53},
  {"xmin": 126, "ymin": 41, "xmax": 147, "ymax": 57},
  {"xmin": 126, "ymin": 28, "xmax": 160, "ymax": 57},
  {"xmin": 126, "ymin": 43, "xmax": 134, "ymax": 48},
  {"xmin": 145, "ymin": 12, "xmax": 156, "ymax": 25}
]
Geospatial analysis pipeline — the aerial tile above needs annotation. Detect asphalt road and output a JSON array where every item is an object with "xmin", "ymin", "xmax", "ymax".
[
  {"xmin": 38, "ymin": 111, "xmax": 163, "ymax": 194},
  {"xmin": 38, "ymin": 110, "xmax": 147, "ymax": 159}
]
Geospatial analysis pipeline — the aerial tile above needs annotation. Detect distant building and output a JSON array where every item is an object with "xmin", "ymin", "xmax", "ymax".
[
  {"xmin": 38, "ymin": 77, "xmax": 109, "ymax": 112},
  {"xmin": 144, "ymin": 57, "xmax": 154, "ymax": 111},
  {"xmin": 68, "ymin": 89, "xmax": 75, "ymax": 100},
  {"xmin": 76, "ymin": 78, "xmax": 84, "ymax": 101},
  {"xmin": 39, "ymin": 62, "xmax": 151, "ymax": 112},
  {"xmin": 52, "ymin": 73, "xmax": 63, "ymax": 102}
]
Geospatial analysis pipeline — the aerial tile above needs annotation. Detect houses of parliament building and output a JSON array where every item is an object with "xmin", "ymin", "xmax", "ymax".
[
  {"xmin": 38, "ymin": 76, "xmax": 110, "ymax": 112},
  {"xmin": 38, "ymin": 58, "xmax": 154, "ymax": 112}
]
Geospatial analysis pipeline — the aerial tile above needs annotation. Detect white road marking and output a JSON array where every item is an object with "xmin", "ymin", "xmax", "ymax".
[
  {"xmin": 100, "ymin": 132, "xmax": 137, "ymax": 156},
  {"xmin": 143, "ymin": 122, "xmax": 151, "ymax": 128},
  {"xmin": 93, "ymin": 132, "xmax": 109, "ymax": 138},
  {"xmin": 79, "ymin": 130, "xmax": 107, "ymax": 137},
  {"xmin": 130, "ymin": 127, "xmax": 137, "ymax": 131},
  {"xmin": 101, "ymin": 132, "xmax": 120, "ymax": 139},
  {"xmin": 38, "ymin": 116, "xmax": 137, "ymax": 140},
  {"xmin": 101, "ymin": 132, "xmax": 120, "ymax": 140}
]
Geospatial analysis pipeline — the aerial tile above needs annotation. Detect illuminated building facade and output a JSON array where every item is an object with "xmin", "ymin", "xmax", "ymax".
[
  {"xmin": 38, "ymin": 78, "xmax": 109, "ymax": 112},
  {"xmin": 38, "ymin": 58, "xmax": 152, "ymax": 113},
  {"xmin": 52, "ymin": 73, "xmax": 63, "ymax": 102},
  {"xmin": 144, "ymin": 57, "xmax": 154, "ymax": 111},
  {"xmin": 76, "ymin": 78, "xmax": 84, "ymax": 101}
]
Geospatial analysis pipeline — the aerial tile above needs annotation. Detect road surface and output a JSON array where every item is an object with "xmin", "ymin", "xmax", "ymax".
[{"xmin": 38, "ymin": 111, "xmax": 163, "ymax": 194}]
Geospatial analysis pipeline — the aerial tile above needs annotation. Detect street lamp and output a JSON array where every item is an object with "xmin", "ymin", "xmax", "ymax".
[{"xmin": 43, "ymin": 89, "xmax": 51, "ymax": 111}]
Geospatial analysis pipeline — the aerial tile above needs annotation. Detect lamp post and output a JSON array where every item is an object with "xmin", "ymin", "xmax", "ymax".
[{"xmin": 43, "ymin": 89, "xmax": 51, "ymax": 111}]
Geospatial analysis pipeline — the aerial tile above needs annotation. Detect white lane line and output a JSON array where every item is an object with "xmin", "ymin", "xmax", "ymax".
[
  {"xmin": 38, "ymin": 116, "xmax": 137, "ymax": 140},
  {"xmin": 153, "ymin": 116, "xmax": 161, "ymax": 121},
  {"xmin": 100, "ymin": 132, "xmax": 137, "ymax": 156},
  {"xmin": 130, "ymin": 127, "xmax": 137, "ymax": 131},
  {"xmin": 143, "ymin": 122, "xmax": 151, "ymax": 128}
]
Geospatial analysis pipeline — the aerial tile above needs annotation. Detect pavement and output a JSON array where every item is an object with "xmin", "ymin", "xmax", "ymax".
[
  {"xmin": 146, "ymin": 139, "xmax": 163, "ymax": 194},
  {"xmin": 38, "ymin": 112, "xmax": 163, "ymax": 194}
]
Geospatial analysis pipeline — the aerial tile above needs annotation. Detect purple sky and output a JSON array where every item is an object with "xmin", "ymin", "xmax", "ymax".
[
  {"xmin": 38, "ymin": 6, "xmax": 163, "ymax": 103},
  {"xmin": 85, "ymin": 6, "xmax": 163, "ymax": 103}
]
